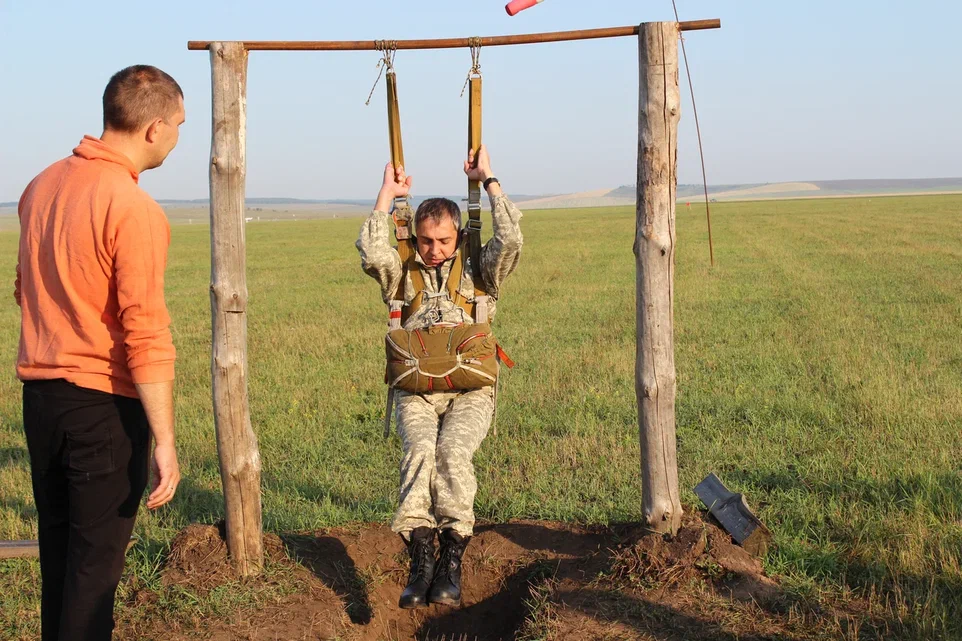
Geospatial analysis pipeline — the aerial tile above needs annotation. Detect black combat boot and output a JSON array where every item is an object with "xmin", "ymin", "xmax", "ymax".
[
  {"xmin": 428, "ymin": 529, "xmax": 470, "ymax": 606},
  {"xmin": 399, "ymin": 527, "xmax": 437, "ymax": 609}
]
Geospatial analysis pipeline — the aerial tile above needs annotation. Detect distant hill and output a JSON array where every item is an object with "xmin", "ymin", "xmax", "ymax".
[
  {"xmin": 158, "ymin": 197, "xmax": 370, "ymax": 207},
  {"xmin": 607, "ymin": 184, "xmax": 758, "ymax": 199},
  {"xmin": 158, "ymin": 195, "xmax": 548, "ymax": 208},
  {"xmin": 3, "ymin": 179, "xmax": 960, "ymax": 214},
  {"xmin": 583, "ymin": 178, "xmax": 962, "ymax": 208},
  {"xmin": 511, "ymin": 189, "xmax": 635, "ymax": 210},
  {"xmin": 810, "ymin": 178, "xmax": 962, "ymax": 193}
]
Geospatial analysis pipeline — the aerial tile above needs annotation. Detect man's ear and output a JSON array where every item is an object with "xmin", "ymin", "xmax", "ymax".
[{"xmin": 145, "ymin": 118, "xmax": 164, "ymax": 143}]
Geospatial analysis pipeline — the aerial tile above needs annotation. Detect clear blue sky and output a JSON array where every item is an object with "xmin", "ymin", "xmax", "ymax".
[{"xmin": 1, "ymin": 1, "xmax": 959, "ymax": 201}]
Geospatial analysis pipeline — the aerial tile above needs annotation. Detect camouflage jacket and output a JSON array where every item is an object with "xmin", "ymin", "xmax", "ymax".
[{"xmin": 356, "ymin": 194, "xmax": 523, "ymax": 331}]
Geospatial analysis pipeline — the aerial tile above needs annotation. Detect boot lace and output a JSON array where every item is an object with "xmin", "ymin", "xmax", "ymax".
[{"xmin": 409, "ymin": 539, "xmax": 434, "ymax": 581}]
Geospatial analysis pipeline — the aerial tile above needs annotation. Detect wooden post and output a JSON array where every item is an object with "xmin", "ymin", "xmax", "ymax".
[
  {"xmin": 208, "ymin": 41, "xmax": 263, "ymax": 575},
  {"xmin": 635, "ymin": 22, "xmax": 683, "ymax": 536}
]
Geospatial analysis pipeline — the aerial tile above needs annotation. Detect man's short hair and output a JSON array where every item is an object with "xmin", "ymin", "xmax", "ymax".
[
  {"xmin": 415, "ymin": 198, "xmax": 462, "ymax": 234},
  {"xmin": 103, "ymin": 65, "xmax": 183, "ymax": 133}
]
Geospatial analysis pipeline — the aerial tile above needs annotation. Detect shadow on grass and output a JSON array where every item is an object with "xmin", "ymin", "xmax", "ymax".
[
  {"xmin": 559, "ymin": 587, "xmax": 759, "ymax": 641},
  {"xmin": 0, "ymin": 447, "xmax": 34, "ymax": 524},
  {"xmin": 0, "ymin": 446, "xmax": 29, "ymax": 470},
  {"xmin": 153, "ymin": 466, "xmax": 227, "ymax": 530},
  {"xmin": 0, "ymin": 494, "xmax": 36, "ymax": 523},
  {"xmin": 721, "ymin": 467, "xmax": 962, "ymax": 637},
  {"xmin": 725, "ymin": 468, "xmax": 962, "ymax": 519}
]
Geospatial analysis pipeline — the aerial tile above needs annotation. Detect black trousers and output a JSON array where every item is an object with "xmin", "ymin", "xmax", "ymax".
[{"xmin": 22, "ymin": 379, "xmax": 150, "ymax": 641}]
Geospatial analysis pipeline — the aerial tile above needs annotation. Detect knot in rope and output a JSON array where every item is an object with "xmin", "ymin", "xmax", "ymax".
[
  {"xmin": 365, "ymin": 40, "xmax": 398, "ymax": 106},
  {"xmin": 460, "ymin": 37, "xmax": 482, "ymax": 98}
]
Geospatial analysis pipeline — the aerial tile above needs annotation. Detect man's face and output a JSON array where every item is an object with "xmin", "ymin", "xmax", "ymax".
[
  {"xmin": 415, "ymin": 215, "xmax": 459, "ymax": 267},
  {"xmin": 145, "ymin": 97, "xmax": 185, "ymax": 169}
]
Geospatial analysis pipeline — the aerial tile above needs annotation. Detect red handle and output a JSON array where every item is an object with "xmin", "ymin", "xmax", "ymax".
[{"xmin": 505, "ymin": 0, "xmax": 543, "ymax": 17}]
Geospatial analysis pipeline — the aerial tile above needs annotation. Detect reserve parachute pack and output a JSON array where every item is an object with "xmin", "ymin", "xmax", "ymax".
[{"xmin": 384, "ymin": 239, "xmax": 514, "ymax": 395}]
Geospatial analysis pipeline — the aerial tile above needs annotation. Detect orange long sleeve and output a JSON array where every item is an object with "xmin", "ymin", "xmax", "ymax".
[{"xmin": 15, "ymin": 136, "xmax": 175, "ymax": 398}]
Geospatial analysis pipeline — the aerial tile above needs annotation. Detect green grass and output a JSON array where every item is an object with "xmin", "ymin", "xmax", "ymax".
[{"xmin": 1, "ymin": 194, "xmax": 961, "ymax": 638}]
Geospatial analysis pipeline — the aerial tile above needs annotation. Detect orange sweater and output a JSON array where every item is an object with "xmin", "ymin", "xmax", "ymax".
[{"xmin": 15, "ymin": 136, "xmax": 176, "ymax": 398}]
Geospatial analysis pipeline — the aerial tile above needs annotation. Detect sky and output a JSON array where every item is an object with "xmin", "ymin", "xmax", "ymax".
[{"xmin": 1, "ymin": 1, "xmax": 960, "ymax": 201}]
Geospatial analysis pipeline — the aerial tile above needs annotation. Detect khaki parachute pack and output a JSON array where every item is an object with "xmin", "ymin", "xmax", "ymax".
[{"xmin": 386, "ymin": 322, "xmax": 499, "ymax": 392}]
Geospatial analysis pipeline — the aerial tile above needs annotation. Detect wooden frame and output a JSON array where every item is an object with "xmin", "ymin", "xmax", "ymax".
[{"xmin": 191, "ymin": 19, "xmax": 719, "ymax": 574}]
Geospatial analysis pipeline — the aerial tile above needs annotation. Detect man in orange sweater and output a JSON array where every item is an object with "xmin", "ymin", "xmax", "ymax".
[{"xmin": 15, "ymin": 65, "xmax": 185, "ymax": 641}]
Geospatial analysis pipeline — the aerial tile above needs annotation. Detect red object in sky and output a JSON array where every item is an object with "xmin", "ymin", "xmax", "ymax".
[{"xmin": 505, "ymin": 0, "xmax": 544, "ymax": 16}]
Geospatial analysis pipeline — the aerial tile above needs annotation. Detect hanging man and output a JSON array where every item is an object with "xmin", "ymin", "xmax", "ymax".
[
  {"xmin": 357, "ymin": 144, "xmax": 523, "ymax": 608},
  {"xmin": 15, "ymin": 65, "xmax": 184, "ymax": 640}
]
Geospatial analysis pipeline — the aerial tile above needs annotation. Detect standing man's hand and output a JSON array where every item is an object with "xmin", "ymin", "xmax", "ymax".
[
  {"xmin": 375, "ymin": 162, "xmax": 413, "ymax": 212},
  {"xmin": 147, "ymin": 442, "xmax": 180, "ymax": 509},
  {"xmin": 136, "ymin": 380, "xmax": 179, "ymax": 510}
]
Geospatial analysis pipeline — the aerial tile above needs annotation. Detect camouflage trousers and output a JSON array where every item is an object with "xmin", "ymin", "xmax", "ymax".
[{"xmin": 392, "ymin": 387, "xmax": 494, "ymax": 539}]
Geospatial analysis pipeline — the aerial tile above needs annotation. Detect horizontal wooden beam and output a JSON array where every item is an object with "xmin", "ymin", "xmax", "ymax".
[
  {"xmin": 0, "ymin": 538, "xmax": 137, "ymax": 560},
  {"xmin": 187, "ymin": 20, "xmax": 720, "ymax": 52},
  {"xmin": 0, "ymin": 540, "xmax": 38, "ymax": 559}
]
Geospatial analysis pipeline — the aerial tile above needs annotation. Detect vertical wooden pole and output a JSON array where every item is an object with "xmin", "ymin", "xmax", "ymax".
[
  {"xmin": 635, "ymin": 22, "xmax": 683, "ymax": 536},
  {"xmin": 209, "ymin": 41, "xmax": 263, "ymax": 575}
]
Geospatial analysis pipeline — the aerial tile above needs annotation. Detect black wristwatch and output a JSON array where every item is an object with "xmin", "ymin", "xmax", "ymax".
[{"xmin": 483, "ymin": 176, "xmax": 499, "ymax": 190}]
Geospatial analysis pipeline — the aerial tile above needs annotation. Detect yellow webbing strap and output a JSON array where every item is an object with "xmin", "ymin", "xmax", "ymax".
[
  {"xmin": 380, "ymin": 44, "xmax": 413, "ymax": 440},
  {"xmin": 464, "ymin": 39, "xmax": 486, "ymax": 293},
  {"xmin": 466, "ymin": 73, "xmax": 484, "ymax": 288},
  {"xmin": 385, "ymin": 64, "xmax": 416, "ymax": 302},
  {"xmin": 386, "ymin": 71, "xmax": 405, "ymax": 178}
]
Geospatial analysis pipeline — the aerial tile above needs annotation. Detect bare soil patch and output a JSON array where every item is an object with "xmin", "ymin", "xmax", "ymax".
[{"xmin": 119, "ymin": 512, "xmax": 895, "ymax": 640}]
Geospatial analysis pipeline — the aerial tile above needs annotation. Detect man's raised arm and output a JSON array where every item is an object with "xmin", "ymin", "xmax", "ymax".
[{"xmin": 357, "ymin": 162, "xmax": 409, "ymax": 303}]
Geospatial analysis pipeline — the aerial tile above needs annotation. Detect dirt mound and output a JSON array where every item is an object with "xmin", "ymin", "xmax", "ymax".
[
  {"xmin": 162, "ymin": 522, "xmax": 235, "ymax": 593},
  {"xmin": 610, "ymin": 514, "xmax": 784, "ymax": 608},
  {"xmin": 122, "ymin": 514, "xmax": 894, "ymax": 641},
  {"xmin": 146, "ymin": 522, "xmax": 346, "ymax": 640}
]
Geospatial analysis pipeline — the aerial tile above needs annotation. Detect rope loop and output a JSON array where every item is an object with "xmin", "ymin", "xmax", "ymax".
[
  {"xmin": 365, "ymin": 40, "xmax": 398, "ymax": 106},
  {"xmin": 460, "ymin": 37, "xmax": 483, "ymax": 97}
]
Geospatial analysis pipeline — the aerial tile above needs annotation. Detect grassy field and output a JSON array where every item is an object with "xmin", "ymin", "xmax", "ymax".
[{"xmin": 0, "ymin": 194, "xmax": 961, "ymax": 639}]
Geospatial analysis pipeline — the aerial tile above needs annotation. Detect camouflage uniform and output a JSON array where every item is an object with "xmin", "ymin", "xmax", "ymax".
[{"xmin": 357, "ymin": 194, "xmax": 523, "ymax": 538}]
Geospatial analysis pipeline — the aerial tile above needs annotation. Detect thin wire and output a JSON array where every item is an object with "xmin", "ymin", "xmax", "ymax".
[{"xmin": 671, "ymin": 1, "xmax": 715, "ymax": 267}]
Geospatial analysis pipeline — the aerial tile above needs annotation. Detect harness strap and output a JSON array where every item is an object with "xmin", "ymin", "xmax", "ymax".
[
  {"xmin": 383, "ymin": 388, "xmax": 396, "ymax": 438},
  {"xmin": 466, "ymin": 73, "xmax": 484, "ymax": 288},
  {"xmin": 448, "ymin": 242, "xmax": 473, "ymax": 317},
  {"xmin": 465, "ymin": 40, "xmax": 485, "ymax": 290},
  {"xmin": 400, "ymin": 254, "xmax": 426, "ymax": 324},
  {"xmin": 384, "ymin": 60, "xmax": 416, "ymax": 299},
  {"xmin": 382, "ymin": 48, "xmax": 410, "ymax": 440},
  {"xmin": 400, "ymin": 248, "xmax": 478, "ymax": 324},
  {"xmin": 386, "ymin": 65, "xmax": 404, "ymax": 176}
]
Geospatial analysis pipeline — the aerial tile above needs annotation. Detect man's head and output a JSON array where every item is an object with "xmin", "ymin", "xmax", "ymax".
[
  {"xmin": 414, "ymin": 198, "xmax": 462, "ymax": 267},
  {"xmin": 102, "ymin": 65, "xmax": 185, "ymax": 171}
]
